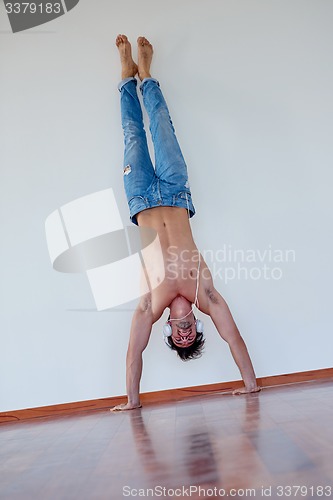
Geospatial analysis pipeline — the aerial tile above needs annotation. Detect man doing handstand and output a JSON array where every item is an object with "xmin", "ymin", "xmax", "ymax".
[{"xmin": 111, "ymin": 35, "xmax": 261, "ymax": 411}]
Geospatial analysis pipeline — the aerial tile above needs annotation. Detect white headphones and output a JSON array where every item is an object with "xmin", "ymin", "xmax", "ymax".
[{"xmin": 163, "ymin": 317, "xmax": 204, "ymax": 339}]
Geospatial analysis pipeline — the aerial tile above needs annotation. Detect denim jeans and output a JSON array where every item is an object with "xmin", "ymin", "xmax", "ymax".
[{"xmin": 118, "ymin": 77, "xmax": 196, "ymax": 225}]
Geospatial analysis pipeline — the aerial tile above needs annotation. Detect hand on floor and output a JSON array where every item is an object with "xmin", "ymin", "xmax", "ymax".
[
  {"xmin": 110, "ymin": 402, "xmax": 142, "ymax": 412},
  {"xmin": 232, "ymin": 386, "xmax": 262, "ymax": 395}
]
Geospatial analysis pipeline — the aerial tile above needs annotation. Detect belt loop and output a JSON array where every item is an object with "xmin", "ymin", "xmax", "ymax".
[{"xmin": 157, "ymin": 179, "xmax": 162, "ymax": 201}]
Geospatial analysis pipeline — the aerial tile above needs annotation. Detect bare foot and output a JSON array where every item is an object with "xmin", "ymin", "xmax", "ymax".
[
  {"xmin": 115, "ymin": 34, "xmax": 138, "ymax": 80},
  {"xmin": 137, "ymin": 36, "xmax": 153, "ymax": 81}
]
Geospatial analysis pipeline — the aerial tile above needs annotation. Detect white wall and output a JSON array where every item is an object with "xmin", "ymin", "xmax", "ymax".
[{"xmin": 1, "ymin": 0, "xmax": 332, "ymax": 412}]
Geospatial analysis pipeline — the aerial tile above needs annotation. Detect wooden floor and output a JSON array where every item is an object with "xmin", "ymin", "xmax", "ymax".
[{"xmin": 1, "ymin": 379, "xmax": 333, "ymax": 500}]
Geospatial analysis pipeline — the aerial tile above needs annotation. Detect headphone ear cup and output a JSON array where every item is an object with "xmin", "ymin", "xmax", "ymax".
[
  {"xmin": 163, "ymin": 323, "xmax": 172, "ymax": 337},
  {"xmin": 195, "ymin": 319, "xmax": 204, "ymax": 333}
]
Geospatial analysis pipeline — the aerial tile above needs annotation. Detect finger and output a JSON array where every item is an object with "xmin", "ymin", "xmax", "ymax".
[{"xmin": 110, "ymin": 405, "xmax": 124, "ymax": 412}]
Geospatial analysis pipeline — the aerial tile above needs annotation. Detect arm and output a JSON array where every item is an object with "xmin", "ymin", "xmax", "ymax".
[
  {"xmin": 207, "ymin": 288, "xmax": 261, "ymax": 395},
  {"xmin": 111, "ymin": 295, "xmax": 154, "ymax": 411}
]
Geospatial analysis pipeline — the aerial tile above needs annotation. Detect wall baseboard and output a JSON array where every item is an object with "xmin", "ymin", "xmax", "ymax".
[{"xmin": 1, "ymin": 367, "xmax": 332, "ymax": 424}]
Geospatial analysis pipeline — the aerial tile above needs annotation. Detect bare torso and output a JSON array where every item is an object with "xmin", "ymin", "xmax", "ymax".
[{"xmin": 137, "ymin": 206, "xmax": 213, "ymax": 322}]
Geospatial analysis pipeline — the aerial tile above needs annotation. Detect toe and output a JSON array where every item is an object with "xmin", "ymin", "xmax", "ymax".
[{"xmin": 138, "ymin": 36, "xmax": 147, "ymax": 46}]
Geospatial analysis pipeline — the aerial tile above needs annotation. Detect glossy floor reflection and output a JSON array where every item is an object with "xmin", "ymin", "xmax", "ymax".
[{"xmin": 1, "ymin": 379, "xmax": 333, "ymax": 499}]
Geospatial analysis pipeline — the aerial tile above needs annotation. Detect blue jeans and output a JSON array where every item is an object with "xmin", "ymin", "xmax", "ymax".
[{"xmin": 118, "ymin": 77, "xmax": 196, "ymax": 225}]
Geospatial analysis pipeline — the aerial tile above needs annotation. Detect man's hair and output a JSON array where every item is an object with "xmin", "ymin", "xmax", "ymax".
[{"xmin": 166, "ymin": 332, "xmax": 205, "ymax": 361}]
